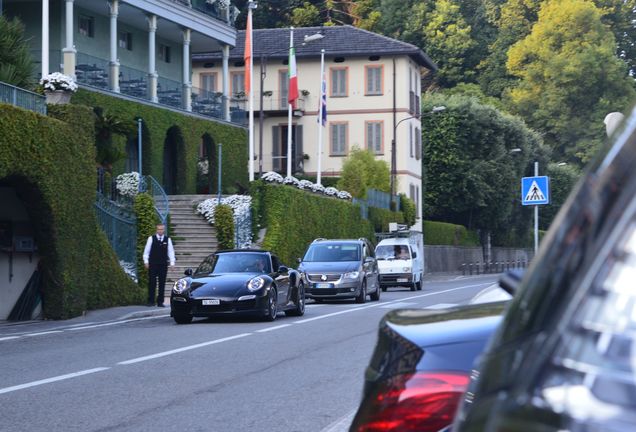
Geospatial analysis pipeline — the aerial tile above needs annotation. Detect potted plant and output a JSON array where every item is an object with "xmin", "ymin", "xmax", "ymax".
[
  {"xmin": 40, "ymin": 72, "xmax": 78, "ymax": 104},
  {"xmin": 262, "ymin": 90, "xmax": 273, "ymax": 97}
]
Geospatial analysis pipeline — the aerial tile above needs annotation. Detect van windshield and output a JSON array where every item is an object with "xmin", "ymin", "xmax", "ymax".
[{"xmin": 376, "ymin": 245, "xmax": 410, "ymax": 260}]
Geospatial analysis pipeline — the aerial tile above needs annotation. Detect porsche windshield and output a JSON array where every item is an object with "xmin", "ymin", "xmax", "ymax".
[
  {"xmin": 303, "ymin": 243, "xmax": 361, "ymax": 262},
  {"xmin": 195, "ymin": 253, "xmax": 271, "ymax": 274}
]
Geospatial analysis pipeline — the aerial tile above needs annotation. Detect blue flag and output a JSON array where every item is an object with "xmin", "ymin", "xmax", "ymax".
[{"xmin": 319, "ymin": 75, "xmax": 327, "ymax": 126}]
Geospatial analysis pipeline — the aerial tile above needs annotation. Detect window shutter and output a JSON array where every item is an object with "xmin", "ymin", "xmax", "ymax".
[
  {"xmin": 409, "ymin": 125, "xmax": 414, "ymax": 157},
  {"xmin": 366, "ymin": 69, "xmax": 373, "ymax": 94},
  {"xmin": 340, "ymin": 124, "xmax": 347, "ymax": 153},
  {"xmin": 272, "ymin": 126, "xmax": 280, "ymax": 171},
  {"xmin": 375, "ymin": 123, "xmax": 382, "ymax": 153},
  {"xmin": 415, "ymin": 128, "xmax": 422, "ymax": 160}
]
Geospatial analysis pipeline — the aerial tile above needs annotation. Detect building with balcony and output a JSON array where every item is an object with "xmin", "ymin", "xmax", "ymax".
[
  {"xmin": 3, "ymin": 0, "xmax": 245, "ymax": 123},
  {"xmin": 192, "ymin": 25, "xmax": 436, "ymax": 227}
]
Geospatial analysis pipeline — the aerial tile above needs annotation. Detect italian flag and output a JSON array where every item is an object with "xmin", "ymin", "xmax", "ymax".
[{"xmin": 288, "ymin": 45, "xmax": 299, "ymax": 108}]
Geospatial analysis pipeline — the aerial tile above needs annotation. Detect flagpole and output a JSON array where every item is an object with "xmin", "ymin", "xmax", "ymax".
[
  {"xmin": 317, "ymin": 49, "xmax": 325, "ymax": 186},
  {"xmin": 247, "ymin": 2, "xmax": 256, "ymax": 181},
  {"xmin": 287, "ymin": 27, "xmax": 294, "ymax": 178}
]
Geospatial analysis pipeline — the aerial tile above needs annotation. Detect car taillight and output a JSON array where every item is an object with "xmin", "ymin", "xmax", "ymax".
[{"xmin": 353, "ymin": 372, "xmax": 470, "ymax": 432}]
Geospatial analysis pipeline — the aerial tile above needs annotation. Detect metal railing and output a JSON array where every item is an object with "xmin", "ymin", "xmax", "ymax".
[
  {"xmin": 0, "ymin": 81, "xmax": 47, "ymax": 115},
  {"xmin": 141, "ymin": 175, "xmax": 170, "ymax": 225},
  {"xmin": 367, "ymin": 188, "xmax": 400, "ymax": 210},
  {"xmin": 259, "ymin": 91, "xmax": 307, "ymax": 112},
  {"xmin": 352, "ymin": 198, "xmax": 369, "ymax": 220},
  {"xmin": 192, "ymin": 86, "xmax": 226, "ymax": 120},
  {"xmin": 94, "ymin": 192, "xmax": 137, "ymax": 267},
  {"xmin": 76, "ymin": 52, "xmax": 110, "ymax": 90},
  {"xmin": 157, "ymin": 76, "xmax": 183, "ymax": 108}
]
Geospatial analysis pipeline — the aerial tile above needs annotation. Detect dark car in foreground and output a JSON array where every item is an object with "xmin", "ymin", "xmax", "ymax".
[
  {"xmin": 453, "ymin": 109, "xmax": 636, "ymax": 431},
  {"xmin": 170, "ymin": 250, "xmax": 304, "ymax": 324},
  {"xmin": 349, "ymin": 300, "xmax": 509, "ymax": 432},
  {"xmin": 299, "ymin": 238, "xmax": 380, "ymax": 303}
]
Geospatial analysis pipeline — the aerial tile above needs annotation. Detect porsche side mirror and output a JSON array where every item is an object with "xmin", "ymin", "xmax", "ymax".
[
  {"xmin": 184, "ymin": 268, "xmax": 193, "ymax": 277},
  {"xmin": 278, "ymin": 265, "xmax": 289, "ymax": 274},
  {"xmin": 296, "ymin": 257, "xmax": 302, "ymax": 264}
]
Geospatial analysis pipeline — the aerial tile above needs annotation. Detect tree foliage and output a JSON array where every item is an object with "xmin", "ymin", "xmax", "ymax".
[
  {"xmin": 0, "ymin": 15, "xmax": 35, "ymax": 88},
  {"xmin": 337, "ymin": 147, "xmax": 390, "ymax": 199},
  {"xmin": 505, "ymin": 0, "xmax": 635, "ymax": 164}
]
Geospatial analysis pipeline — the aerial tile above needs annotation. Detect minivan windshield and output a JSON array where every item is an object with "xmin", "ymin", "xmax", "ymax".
[
  {"xmin": 303, "ymin": 243, "xmax": 361, "ymax": 262},
  {"xmin": 376, "ymin": 245, "xmax": 411, "ymax": 260}
]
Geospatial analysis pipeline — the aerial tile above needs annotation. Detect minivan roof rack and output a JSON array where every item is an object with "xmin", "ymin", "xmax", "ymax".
[{"xmin": 313, "ymin": 238, "xmax": 326, "ymax": 242}]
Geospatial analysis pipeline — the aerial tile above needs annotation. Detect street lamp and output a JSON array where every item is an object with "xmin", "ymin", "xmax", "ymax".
[
  {"xmin": 390, "ymin": 105, "xmax": 445, "ymax": 199},
  {"xmin": 257, "ymin": 31, "xmax": 324, "ymax": 176}
]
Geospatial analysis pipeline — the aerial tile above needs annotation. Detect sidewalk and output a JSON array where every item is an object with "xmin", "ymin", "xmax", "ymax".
[{"xmin": 0, "ymin": 304, "xmax": 171, "ymax": 330}]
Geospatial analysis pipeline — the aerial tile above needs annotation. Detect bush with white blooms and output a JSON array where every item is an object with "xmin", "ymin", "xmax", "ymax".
[
  {"xmin": 260, "ymin": 172, "xmax": 352, "ymax": 200},
  {"xmin": 40, "ymin": 72, "xmax": 78, "ymax": 92},
  {"xmin": 115, "ymin": 172, "xmax": 141, "ymax": 198},
  {"xmin": 197, "ymin": 195, "xmax": 252, "ymax": 248}
]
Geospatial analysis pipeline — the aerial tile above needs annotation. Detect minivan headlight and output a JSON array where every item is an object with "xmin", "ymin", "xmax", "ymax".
[{"xmin": 344, "ymin": 271, "xmax": 360, "ymax": 280}]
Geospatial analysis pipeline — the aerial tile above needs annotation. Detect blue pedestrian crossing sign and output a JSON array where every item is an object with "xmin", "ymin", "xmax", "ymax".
[{"xmin": 521, "ymin": 176, "xmax": 550, "ymax": 205}]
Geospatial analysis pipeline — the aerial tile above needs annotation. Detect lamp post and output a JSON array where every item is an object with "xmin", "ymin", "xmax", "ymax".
[
  {"xmin": 257, "ymin": 32, "xmax": 324, "ymax": 177},
  {"xmin": 390, "ymin": 105, "xmax": 445, "ymax": 200}
]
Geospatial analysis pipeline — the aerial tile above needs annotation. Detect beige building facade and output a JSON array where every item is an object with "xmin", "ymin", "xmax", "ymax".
[{"xmin": 193, "ymin": 26, "xmax": 436, "ymax": 229}]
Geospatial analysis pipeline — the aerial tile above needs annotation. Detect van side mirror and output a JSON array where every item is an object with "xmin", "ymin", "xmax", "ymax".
[
  {"xmin": 498, "ymin": 269, "xmax": 524, "ymax": 295},
  {"xmin": 364, "ymin": 256, "xmax": 374, "ymax": 264},
  {"xmin": 184, "ymin": 268, "xmax": 193, "ymax": 277},
  {"xmin": 412, "ymin": 251, "xmax": 417, "ymax": 258}
]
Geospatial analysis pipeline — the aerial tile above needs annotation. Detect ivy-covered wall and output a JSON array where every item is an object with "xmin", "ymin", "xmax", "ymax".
[
  {"xmin": 0, "ymin": 103, "xmax": 141, "ymax": 319},
  {"xmin": 72, "ymin": 90, "xmax": 248, "ymax": 194},
  {"xmin": 250, "ymin": 181, "xmax": 375, "ymax": 265}
]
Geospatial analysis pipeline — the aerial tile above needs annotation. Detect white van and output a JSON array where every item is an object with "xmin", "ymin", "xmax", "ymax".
[{"xmin": 375, "ymin": 236, "xmax": 424, "ymax": 291}]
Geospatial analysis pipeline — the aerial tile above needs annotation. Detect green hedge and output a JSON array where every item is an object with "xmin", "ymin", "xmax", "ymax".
[
  {"xmin": 0, "ymin": 103, "xmax": 141, "ymax": 318},
  {"xmin": 215, "ymin": 204, "xmax": 235, "ymax": 249},
  {"xmin": 250, "ymin": 181, "xmax": 375, "ymax": 265},
  {"xmin": 71, "ymin": 89, "xmax": 247, "ymax": 194},
  {"xmin": 399, "ymin": 193, "xmax": 416, "ymax": 227},
  {"xmin": 134, "ymin": 193, "xmax": 160, "ymax": 291},
  {"xmin": 424, "ymin": 221, "xmax": 480, "ymax": 246},
  {"xmin": 368, "ymin": 207, "xmax": 405, "ymax": 232}
]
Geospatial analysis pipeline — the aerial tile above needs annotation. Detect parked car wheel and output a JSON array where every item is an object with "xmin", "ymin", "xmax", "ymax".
[
  {"xmin": 173, "ymin": 313, "xmax": 193, "ymax": 324},
  {"xmin": 285, "ymin": 282, "xmax": 305, "ymax": 317},
  {"xmin": 264, "ymin": 288, "xmax": 277, "ymax": 322},
  {"xmin": 370, "ymin": 284, "xmax": 381, "ymax": 301},
  {"xmin": 355, "ymin": 281, "xmax": 367, "ymax": 304}
]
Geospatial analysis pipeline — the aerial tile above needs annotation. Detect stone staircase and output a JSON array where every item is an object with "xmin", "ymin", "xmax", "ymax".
[{"xmin": 164, "ymin": 195, "xmax": 218, "ymax": 299}]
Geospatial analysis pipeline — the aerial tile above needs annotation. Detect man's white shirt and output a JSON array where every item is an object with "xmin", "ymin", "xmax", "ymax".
[{"xmin": 143, "ymin": 235, "xmax": 176, "ymax": 266}]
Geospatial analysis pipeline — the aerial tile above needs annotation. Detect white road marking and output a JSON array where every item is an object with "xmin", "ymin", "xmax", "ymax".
[
  {"xmin": 256, "ymin": 324, "xmax": 291, "ymax": 333},
  {"xmin": 68, "ymin": 315, "xmax": 163, "ymax": 331},
  {"xmin": 24, "ymin": 331, "xmax": 64, "ymax": 337},
  {"xmin": 321, "ymin": 409, "xmax": 357, "ymax": 432},
  {"xmin": 117, "ymin": 333, "xmax": 252, "ymax": 365},
  {"xmin": 0, "ymin": 336, "xmax": 20, "ymax": 342},
  {"xmin": 0, "ymin": 368, "xmax": 110, "ymax": 395},
  {"xmin": 425, "ymin": 303, "xmax": 458, "ymax": 309},
  {"xmin": 379, "ymin": 302, "xmax": 418, "ymax": 309}
]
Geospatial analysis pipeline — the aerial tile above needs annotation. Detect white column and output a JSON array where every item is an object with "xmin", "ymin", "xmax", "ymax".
[
  {"xmin": 147, "ymin": 15, "xmax": 158, "ymax": 103},
  {"xmin": 222, "ymin": 44, "xmax": 230, "ymax": 121},
  {"xmin": 182, "ymin": 28, "xmax": 192, "ymax": 112},
  {"xmin": 108, "ymin": 1, "xmax": 120, "ymax": 92},
  {"xmin": 316, "ymin": 49, "xmax": 325, "ymax": 185},
  {"xmin": 42, "ymin": 0, "xmax": 49, "ymax": 77},
  {"xmin": 62, "ymin": 0, "xmax": 76, "ymax": 77}
]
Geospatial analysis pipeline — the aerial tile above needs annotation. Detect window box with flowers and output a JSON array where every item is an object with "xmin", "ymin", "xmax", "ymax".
[{"xmin": 40, "ymin": 72, "xmax": 78, "ymax": 105}]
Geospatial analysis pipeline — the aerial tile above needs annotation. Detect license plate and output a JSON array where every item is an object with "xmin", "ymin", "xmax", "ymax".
[
  {"xmin": 397, "ymin": 278, "xmax": 408, "ymax": 283},
  {"xmin": 202, "ymin": 299, "xmax": 220, "ymax": 306},
  {"xmin": 315, "ymin": 283, "xmax": 332, "ymax": 288}
]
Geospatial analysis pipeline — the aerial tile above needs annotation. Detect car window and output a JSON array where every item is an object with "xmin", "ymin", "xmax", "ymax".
[
  {"xmin": 194, "ymin": 255, "xmax": 214, "ymax": 275},
  {"xmin": 197, "ymin": 253, "xmax": 271, "ymax": 274},
  {"xmin": 302, "ymin": 243, "xmax": 361, "ymax": 262},
  {"xmin": 271, "ymin": 255, "xmax": 280, "ymax": 272}
]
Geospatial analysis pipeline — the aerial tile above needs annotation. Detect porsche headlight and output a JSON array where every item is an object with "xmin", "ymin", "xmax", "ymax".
[
  {"xmin": 344, "ymin": 271, "xmax": 360, "ymax": 280},
  {"xmin": 248, "ymin": 276, "xmax": 265, "ymax": 292},
  {"xmin": 172, "ymin": 278, "xmax": 188, "ymax": 294}
]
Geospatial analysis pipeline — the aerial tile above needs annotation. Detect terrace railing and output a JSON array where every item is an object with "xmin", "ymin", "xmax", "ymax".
[{"xmin": 0, "ymin": 81, "xmax": 47, "ymax": 115}]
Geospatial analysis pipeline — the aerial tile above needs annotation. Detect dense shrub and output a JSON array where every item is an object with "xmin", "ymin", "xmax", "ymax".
[
  {"xmin": 368, "ymin": 207, "xmax": 405, "ymax": 232},
  {"xmin": 399, "ymin": 193, "xmax": 416, "ymax": 226},
  {"xmin": 0, "ymin": 103, "xmax": 140, "ymax": 318},
  {"xmin": 424, "ymin": 221, "xmax": 479, "ymax": 246},
  {"xmin": 214, "ymin": 204, "xmax": 235, "ymax": 249}
]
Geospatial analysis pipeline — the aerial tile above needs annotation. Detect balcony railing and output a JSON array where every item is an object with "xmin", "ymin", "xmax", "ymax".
[
  {"xmin": 0, "ymin": 81, "xmax": 47, "ymax": 115},
  {"xmin": 259, "ymin": 90, "xmax": 307, "ymax": 113}
]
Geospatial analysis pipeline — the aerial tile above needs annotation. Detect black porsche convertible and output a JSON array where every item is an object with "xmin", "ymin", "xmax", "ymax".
[{"xmin": 170, "ymin": 250, "xmax": 305, "ymax": 324}]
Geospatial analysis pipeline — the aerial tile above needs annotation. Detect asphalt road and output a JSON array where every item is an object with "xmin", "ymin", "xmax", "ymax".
[{"xmin": 0, "ymin": 275, "xmax": 499, "ymax": 432}]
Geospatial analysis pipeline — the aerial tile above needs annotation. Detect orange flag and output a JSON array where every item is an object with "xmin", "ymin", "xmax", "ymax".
[{"xmin": 244, "ymin": 11, "xmax": 252, "ymax": 93}]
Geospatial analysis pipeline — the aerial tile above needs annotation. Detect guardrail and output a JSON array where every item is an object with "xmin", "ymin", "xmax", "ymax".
[
  {"xmin": 460, "ymin": 260, "xmax": 528, "ymax": 275},
  {"xmin": 0, "ymin": 81, "xmax": 47, "ymax": 115}
]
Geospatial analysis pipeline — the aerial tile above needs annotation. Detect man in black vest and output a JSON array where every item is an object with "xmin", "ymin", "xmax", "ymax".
[{"xmin": 142, "ymin": 223, "xmax": 175, "ymax": 307}]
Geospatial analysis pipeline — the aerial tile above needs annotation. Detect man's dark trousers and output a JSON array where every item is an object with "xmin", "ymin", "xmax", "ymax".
[{"xmin": 148, "ymin": 264, "xmax": 168, "ymax": 306}]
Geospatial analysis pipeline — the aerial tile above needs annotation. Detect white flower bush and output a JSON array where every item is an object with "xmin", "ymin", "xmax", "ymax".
[
  {"xmin": 197, "ymin": 195, "xmax": 252, "ymax": 249},
  {"xmin": 324, "ymin": 187, "xmax": 339, "ymax": 196},
  {"xmin": 40, "ymin": 72, "xmax": 78, "ymax": 92},
  {"xmin": 310, "ymin": 183, "xmax": 326, "ymax": 193},
  {"xmin": 337, "ymin": 190, "xmax": 352, "ymax": 200},
  {"xmin": 261, "ymin": 171, "xmax": 284, "ymax": 183},
  {"xmin": 297, "ymin": 179, "xmax": 314, "ymax": 190},
  {"xmin": 283, "ymin": 176, "xmax": 300, "ymax": 186},
  {"xmin": 115, "ymin": 172, "xmax": 141, "ymax": 198}
]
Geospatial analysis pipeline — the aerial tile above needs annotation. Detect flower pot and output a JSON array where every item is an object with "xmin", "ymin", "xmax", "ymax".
[{"xmin": 44, "ymin": 90, "xmax": 72, "ymax": 105}]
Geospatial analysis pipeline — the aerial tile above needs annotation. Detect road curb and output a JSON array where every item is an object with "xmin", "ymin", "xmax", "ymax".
[{"xmin": 118, "ymin": 308, "xmax": 171, "ymax": 321}]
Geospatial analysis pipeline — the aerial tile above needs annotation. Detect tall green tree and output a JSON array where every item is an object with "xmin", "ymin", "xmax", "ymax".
[
  {"xmin": 337, "ymin": 147, "xmax": 390, "ymax": 198},
  {"xmin": 506, "ymin": 0, "xmax": 635, "ymax": 164},
  {"xmin": 0, "ymin": 15, "xmax": 35, "ymax": 88}
]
